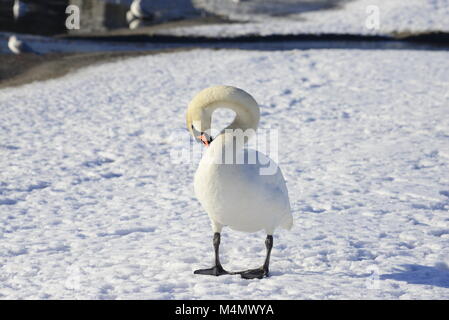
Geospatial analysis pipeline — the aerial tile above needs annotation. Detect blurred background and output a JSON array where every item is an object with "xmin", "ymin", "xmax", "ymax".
[
  {"xmin": 0, "ymin": 0, "xmax": 346, "ymax": 36},
  {"xmin": 0, "ymin": 0, "xmax": 200, "ymax": 35},
  {"xmin": 0, "ymin": 0, "xmax": 448, "ymax": 87}
]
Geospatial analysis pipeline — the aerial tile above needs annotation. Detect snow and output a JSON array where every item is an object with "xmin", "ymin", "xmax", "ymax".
[
  {"xmin": 1, "ymin": 48, "xmax": 449, "ymax": 299},
  {"xmin": 159, "ymin": 0, "xmax": 449, "ymax": 37}
]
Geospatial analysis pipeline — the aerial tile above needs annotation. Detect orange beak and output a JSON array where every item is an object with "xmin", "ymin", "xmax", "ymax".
[
  {"xmin": 191, "ymin": 125, "xmax": 213, "ymax": 147},
  {"xmin": 198, "ymin": 135, "xmax": 210, "ymax": 147}
]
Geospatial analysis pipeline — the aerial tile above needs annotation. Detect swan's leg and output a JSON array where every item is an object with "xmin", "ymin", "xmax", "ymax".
[
  {"xmin": 240, "ymin": 235, "xmax": 273, "ymax": 279},
  {"xmin": 194, "ymin": 232, "xmax": 229, "ymax": 276}
]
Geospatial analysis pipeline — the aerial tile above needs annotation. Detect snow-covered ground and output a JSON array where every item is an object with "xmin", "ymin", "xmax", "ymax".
[
  {"xmin": 1, "ymin": 48, "xmax": 449, "ymax": 299},
  {"xmin": 160, "ymin": 0, "xmax": 449, "ymax": 37}
]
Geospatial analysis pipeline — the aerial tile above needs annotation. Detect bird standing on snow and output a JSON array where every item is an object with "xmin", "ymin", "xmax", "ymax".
[
  {"xmin": 187, "ymin": 85, "xmax": 293, "ymax": 279},
  {"xmin": 8, "ymin": 35, "xmax": 39, "ymax": 55}
]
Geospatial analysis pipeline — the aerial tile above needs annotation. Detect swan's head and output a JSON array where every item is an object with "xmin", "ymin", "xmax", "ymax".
[{"xmin": 187, "ymin": 85, "xmax": 260, "ymax": 147}]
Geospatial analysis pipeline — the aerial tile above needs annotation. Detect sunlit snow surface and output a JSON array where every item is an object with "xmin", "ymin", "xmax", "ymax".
[
  {"xmin": 1, "ymin": 49, "xmax": 449, "ymax": 299},
  {"xmin": 160, "ymin": 0, "xmax": 449, "ymax": 37}
]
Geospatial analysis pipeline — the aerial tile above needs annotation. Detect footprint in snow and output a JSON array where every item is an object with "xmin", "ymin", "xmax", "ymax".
[
  {"xmin": 26, "ymin": 181, "xmax": 50, "ymax": 192},
  {"xmin": 101, "ymin": 173, "xmax": 122, "ymax": 179},
  {"xmin": 82, "ymin": 158, "xmax": 114, "ymax": 168},
  {"xmin": 0, "ymin": 198, "xmax": 18, "ymax": 205},
  {"xmin": 97, "ymin": 227, "xmax": 155, "ymax": 237},
  {"xmin": 439, "ymin": 190, "xmax": 449, "ymax": 198}
]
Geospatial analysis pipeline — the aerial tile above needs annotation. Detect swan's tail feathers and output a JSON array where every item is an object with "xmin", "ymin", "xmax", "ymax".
[{"xmin": 280, "ymin": 212, "xmax": 293, "ymax": 231}]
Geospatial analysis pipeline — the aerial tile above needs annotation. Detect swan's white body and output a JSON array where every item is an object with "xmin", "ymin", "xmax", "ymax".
[
  {"xmin": 195, "ymin": 144, "xmax": 292, "ymax": 234},
  {"xmin": 188, "ymin": 86, "xmax": 293, "ymax": 235}
]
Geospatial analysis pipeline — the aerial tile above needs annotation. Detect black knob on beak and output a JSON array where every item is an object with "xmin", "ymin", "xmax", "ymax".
[{"xmin": 191, "ymin": 125, "xmax": 213, "ymax": 146}]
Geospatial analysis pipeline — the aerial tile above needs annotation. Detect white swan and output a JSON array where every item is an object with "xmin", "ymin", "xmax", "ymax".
[
  {"xmin": 187, "ymin": 85, "xmax": 293, "ymax": 279},
  {"xmin": 8, "ymin": 35, "xmax": 38, "ymax": 55}
]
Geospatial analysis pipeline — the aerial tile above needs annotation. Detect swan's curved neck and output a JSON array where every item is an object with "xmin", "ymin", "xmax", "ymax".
[
  {"xmin": 187, "ymin": 86, "xmax": 260, "ymax": 151},
  {"xmin": 207, "ymin": 101, "xmax": 258, "ymax": 144}
]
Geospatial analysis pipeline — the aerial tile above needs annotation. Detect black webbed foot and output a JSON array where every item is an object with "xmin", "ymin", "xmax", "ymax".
[
  {"xmin": 194, "ymin": 265, "xmax": 229, "ymax": 276},
  {"xmin": 239, "ymin": 267, "xmax": 268, "ymax": 280}
]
